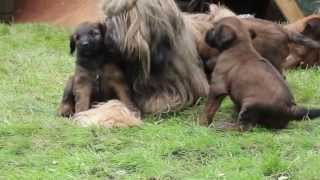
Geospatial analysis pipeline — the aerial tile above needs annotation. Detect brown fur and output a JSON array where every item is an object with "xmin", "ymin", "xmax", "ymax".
[
  {"xmin": 206, "ymin": 5, "xmax": 320, "ymax": 75},
  {"xmin": 175, "ymin": 0, "xmax": 213, "ymax": 13},
  {"xmin": 58, "ymin": 22, "xmax": 138, "ymax": 117},
  {"xmin": 201, "ymin": 17, "xmax": 320, "ymax": 130},
  {"xmin": 183, "ymin": 13, "xmax": 220, "ymax": 78},
  {"xmin": 284, "ymin": 15, "xmax": 320, "ymax": 69},
  {"xmin": 99, "ymin": 0, "xmax": 209, "ymax": 114}
]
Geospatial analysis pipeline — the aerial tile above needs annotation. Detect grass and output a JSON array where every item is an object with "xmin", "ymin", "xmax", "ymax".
[{"xmin": 0, "ymin": 23, "xmax": 320, "ymax": 180}]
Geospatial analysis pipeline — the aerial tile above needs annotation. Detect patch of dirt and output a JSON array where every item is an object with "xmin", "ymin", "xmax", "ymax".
[{"xmin": 15, "ymin": 0, "xmax": 104, "ymax": 27}]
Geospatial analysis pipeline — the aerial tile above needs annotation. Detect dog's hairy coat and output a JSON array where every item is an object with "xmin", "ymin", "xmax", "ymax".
[
  {"xmin": 175, "ymin": 0, "xmax": 213, "ymax": 13},
  {"xmin": 202, "ymin": 17, "xmax": 320, "ymax": 129},
  {"xmin": 59, "ymin": 22, "xmax": 138, "ymax": 122},
  {"xmin": 95, "ymin": 0, "xmax": 209, "ymax": 114}
]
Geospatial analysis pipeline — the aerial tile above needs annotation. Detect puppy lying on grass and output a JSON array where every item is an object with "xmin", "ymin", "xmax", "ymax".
[
  {"xmin": 58, "ymin": 22, "xmax": 141, "ymax": 128},
  {"xmin": 201, "ymin": 17, "xmax": 320, "ymax": 130},
  {"xmin": 284, "ymin": 15, "xmax": 320, "ymax": 69}
]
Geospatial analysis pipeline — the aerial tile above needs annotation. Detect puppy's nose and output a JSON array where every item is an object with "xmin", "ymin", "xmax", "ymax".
[{"xmin": 81, "ymin": 41, "xmax": 89, "ymax": 47}]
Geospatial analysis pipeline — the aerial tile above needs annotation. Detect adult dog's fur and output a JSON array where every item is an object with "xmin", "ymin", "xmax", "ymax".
[
  {"xmin": 284, "ymin": 15, "xmax": 320, "ymax": 69},
  {"xmin": 94, "ymin": 0, "xmax": 209, "ymax": 115},
  {"xmin": 206, "ymin": 5, "xmax": 320, "ymax": 75},
  {"xmin": 175, "ymin": 0, "xmax": 213, "ymax": 13},
  {"xmin": 183, "ymin": 13, "xmax": 219, "ymax": 78},
  {"xmin": 201, "ymin": 17, "xmax": 320, "ymax": 129},
  {"xmin": 58, "ymin": 22, "xmax": 138, "ymax": 118}
]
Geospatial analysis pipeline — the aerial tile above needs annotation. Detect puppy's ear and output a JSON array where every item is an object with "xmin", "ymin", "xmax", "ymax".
[
  {"xmin": 206, "ymin": 25, "xmax": 236, "ymax": 50},
  {"xmin": 304, "ymin": 18, "xmax": 320, "ymax": 39},
  {"xmin": 70, "ymin": 35, "xmax": 76, "ymax": 55},
  {"xmin": 217, "ymin": 26, "xmax": 236, "ymax": 47},
  {"xmin": 205, "ymin": 28, "xmax": 217, "ymax": 47},
  {"xmin": 97, "ymin": 22, "xmax": 106, "ymax": 37},
  {"xmin": 249, "ymin": 29, "xmax": 257, "ymax": 39}
]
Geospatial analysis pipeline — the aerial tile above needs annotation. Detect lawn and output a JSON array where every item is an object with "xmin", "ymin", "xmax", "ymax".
[{"xmin": 0, "ymin": 23, "xmax": 320, "ymax": 180}]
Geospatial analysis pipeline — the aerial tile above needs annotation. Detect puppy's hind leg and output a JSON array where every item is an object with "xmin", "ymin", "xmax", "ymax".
[
  {"xmin": 237, "ymin": 105, "xmax": 260, "ymax": 131},
  {"xmin": 200, "ymin": 85, "xmax": 226, "ymax": 126}
]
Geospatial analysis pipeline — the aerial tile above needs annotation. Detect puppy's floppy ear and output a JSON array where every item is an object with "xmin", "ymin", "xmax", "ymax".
[
  {"xmin": 97, "ymin": 22, "xmax": 106, "ymax": 37},
  {"xmin": 304, "ymin": 18, "xmax": 320, "ymax": 39},
  {"xmin": 206, "ymin": 25, "xmax": 236, "ymax": 50},
  {"xmin": 217, "ymin": 26, "xmax": 236, "ymax": 47},
  {"xmin": 70, "ymin": 35, "xmax": 76, "ymax": 55},
  {"xmin": 205, "ymin": 28, "xmax": 217, "ymax": 47},
  {"xmin": 249, "ymin": 29, "xmax": 257, "ymax": 39}
]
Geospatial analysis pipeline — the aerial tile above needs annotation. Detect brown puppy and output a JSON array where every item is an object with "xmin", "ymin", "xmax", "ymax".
[
  {"xmin": 207, "ymin": 5, "xmax": 320, "ymax": 75},
  {"xmin": 284, "ymin": 15, "xmax": 320, "ymax": 69},
  {"xmin": 58, "ymin": 22, "xmax": 137, "ymax": 117},
  {"xmin": 201, "ymin": 17, "xmax": 320, "ymax": 129}
]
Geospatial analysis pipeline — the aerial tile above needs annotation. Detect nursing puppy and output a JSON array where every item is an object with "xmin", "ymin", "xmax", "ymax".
[
  {"xmin": 207, "ymin": 5, "xmax": 320, "ymax": 75},
  {"xmin": 58, "ymin": 22, "xmax": 138, "ymax": 117},
  {"xmin": 201, "ymin": 17, "xmax": 320, "ymax": 129},
  {"xmin": 284, "ymin": 16, "xmax": 320, "ymax": 69}
]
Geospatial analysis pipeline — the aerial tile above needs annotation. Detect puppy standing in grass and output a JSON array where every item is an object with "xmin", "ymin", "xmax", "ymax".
[
  {"xmin": 201, "ymin": 17, "xmax": 320, "ymax": 130},
  {"xmin": 58, "ymin": 22, "xmax": 141, "ymax": 128}
]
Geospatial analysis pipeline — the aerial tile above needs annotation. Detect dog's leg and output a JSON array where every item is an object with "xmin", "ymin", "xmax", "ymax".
[
  {"xmin": 200, "ymin": 85, "xmax": 226, "ymax": 126},
  {"xmin": 237, "ymin": 102, "xmax": 262, "ymax": 131},
  {"xmin": 74, "ymin": 75, "xmax": 93, "ymax": 113},
  {"xmin": 102, "ymin": 64, "xmax": 141, "ymax": 116},
  {"xmin": 58, "ymin": 76, "xmax": 75, "ymax": 117},
  {"xmin": 112, "ymin": 81, "xmax": 140, "ymax": 116},
  {"xmin": 284, "ymin": 54, "xmax": 302, "ymax": 69}
]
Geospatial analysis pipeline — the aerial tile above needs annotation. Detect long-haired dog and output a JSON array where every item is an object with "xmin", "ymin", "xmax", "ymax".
[
  {"xmin": 201, "ymin": 17, "xmax": 320, "ymax": 130},
  {"xmin": 79, "ymin": 0, "xmax": 209, "ymax": 118},
  {"xmin": 175, "ymin": 0, "xmax": 213, "ymax": 13}
]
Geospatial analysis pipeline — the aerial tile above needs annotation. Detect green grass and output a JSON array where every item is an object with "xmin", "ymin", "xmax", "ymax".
[{"xmin": 1, "ymin": 23, "xmax": 320, "ymax": 179}]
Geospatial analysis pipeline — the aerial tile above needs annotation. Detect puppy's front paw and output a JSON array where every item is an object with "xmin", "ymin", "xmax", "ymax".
[
  {"xmin": 198, "ymin": 114, "xmax": 210, "ymax": 126},
  {"xmin": 58, "ymin": 104, "xmax": 74, "ymax": 117}
]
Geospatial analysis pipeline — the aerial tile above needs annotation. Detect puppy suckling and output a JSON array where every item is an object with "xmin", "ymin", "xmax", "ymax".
[
  {"xmin": 206, "ymin": 5, "xmax": 320, "ymax": 76},
  {"xmin": 284, "ymin": 15, "xmax": 320, "ymax": 69},
  {"xmin": 58, "ymin": 22, "xmax": 139, "ymax": 119},
  {"xmin": 201, "ymin": 17, "xmax": 320, "ymax": 130}
]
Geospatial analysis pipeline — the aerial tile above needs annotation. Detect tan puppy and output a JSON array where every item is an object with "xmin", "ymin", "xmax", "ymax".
[{"xmin": 201, "ymin": 17, "xmax": 320, "ymax": 129}]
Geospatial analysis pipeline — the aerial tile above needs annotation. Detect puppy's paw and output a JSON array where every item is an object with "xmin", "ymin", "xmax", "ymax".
[
  {"xmin": 198, "ymin": 115, "xmax": 210, "ymax": 127},
  {"xmin": 58, "ymin": 104, "xmax": 74, "ymax": 117}
]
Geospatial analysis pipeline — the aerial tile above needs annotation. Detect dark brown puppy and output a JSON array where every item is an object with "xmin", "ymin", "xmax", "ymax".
[
  {"xmin": 201, "ymin": 17, "xmax": 320, "ymax": 129},
  {"xmin": 207, "ymin": 5, "xmax": 320, "ymax": 75},
  {"xmin": 284, "ymin": 16, "xmax": 320, "ymax": 69},
  {"xmin": 58, "ymin": 22, "xmax": 137, "ymax": 117}
]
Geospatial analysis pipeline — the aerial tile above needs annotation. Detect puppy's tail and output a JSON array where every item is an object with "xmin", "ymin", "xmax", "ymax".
[
  {"xmin": 287, "ymin": 30, "xmax": 320, "ymax": 49},
  {"xmin": 289, "ymin": 105, "xmax": 320, "ymax": 121},
  {"xmin": 102, "ymin": 0, "xmax": 138, "ymax": 17}
]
